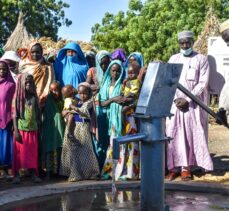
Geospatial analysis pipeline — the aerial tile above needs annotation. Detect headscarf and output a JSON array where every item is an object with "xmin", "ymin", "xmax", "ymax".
[
  {"xmin": 124, "ymin": 52, "xmax": 144, "ymax": 78},
  {"xmin": 111, "ymin": 48, "xmax": 127, "ymax": 63},
  {"xmin": 0, "ymin": 60, "xmax": 15, "ymax": 129},
  {"xmin": 19, "ymin": 41, "xmax": 54, "ymax": 102},
  {"xmin": 85, "ymin": 50, "xmax": 96, "ymax": 58},
  {"xmin": 47, "ymin": 49, "xmax": 57, "ymax": 63},
  {"xmin": 78, "ymin": 81, "xmax": 93, "ymax": 98},
  {"xmin": 85, "ymin": 51, "xmax": 96, "ymax": 68},
  {"xmin": 54, "ymin": 42, "xmax": 88, "ymax": 89},
  {"xmin": 1, "ymin": 50, "xmax": 21, "ymax": 63},
  {"xmin": 17, "ymin": 48, "xmax": 28, "ymax": 60},
  {"xmin": 1, "ymin": 51, "xmax": 21, "ymax": 82},
  {"xmin": 95, "ymin": 50, "xmax": 110, "ymax": 86},
  {"xmin": 0, "ymin": 48, "xmax": 4, "ymax": 57},
  {"xmin": 98, "ymin": 60, "xmax": 124, "ymax": 136},
  {"xmin": 12, "ymin": 73, "xmax": 40, "ymax": 120}
]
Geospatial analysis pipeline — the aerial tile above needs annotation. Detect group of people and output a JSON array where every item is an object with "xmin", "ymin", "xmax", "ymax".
[
  {"xmin": 0, "ymin": 40, "xmax": 145, "ymax": 183},
  {"xmin": 1, "ymin": 22, "xmax": 229, "ymax": 184}
]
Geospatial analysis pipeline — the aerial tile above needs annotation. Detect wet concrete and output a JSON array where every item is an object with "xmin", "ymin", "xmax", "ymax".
[
  {"xmin": 0, "ymin": 180, "xmax": 228, "ymax": 207},
  {"xmin": 1, "ymin": 189, "xmax": 229, "ymax": 211}
]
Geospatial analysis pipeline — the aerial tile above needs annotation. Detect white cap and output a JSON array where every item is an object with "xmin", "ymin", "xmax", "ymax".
[
  {"xmin": 178, "ymin": 31, "xmax": 194, "ymax": 40},
  {"xmin": 220, "ymin": 19, "xmax": 229, "ymax": 33},
  {"xmin": 1, "ymin": 51, "xmax": 21, "ymax": 62}
]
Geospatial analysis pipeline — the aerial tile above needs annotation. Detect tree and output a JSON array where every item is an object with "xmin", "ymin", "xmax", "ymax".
[
  {"xmin": 0, "ymin": 0, "xmax": 72, "ymax": 46},
  {"xmin": 91, "ymin": 0, "xmax": 229, "ymax": 62}
]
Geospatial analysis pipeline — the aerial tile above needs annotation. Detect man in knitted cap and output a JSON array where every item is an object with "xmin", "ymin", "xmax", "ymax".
[{"xmin": 165, "ymin": 30, "xmax": 213, "ymax": 181}]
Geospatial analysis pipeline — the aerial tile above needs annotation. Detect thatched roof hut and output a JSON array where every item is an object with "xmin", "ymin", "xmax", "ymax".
[
  {"xmin": 194, "ymin": 8, "xmax": 221, "ymax": 55},
  {"xmin": 3, "ymin": 11, "xmax": 96, "ymax": 54},
  {"xmin": 3, "ymin": 11, "xmax": 34, "ymax": 51}
]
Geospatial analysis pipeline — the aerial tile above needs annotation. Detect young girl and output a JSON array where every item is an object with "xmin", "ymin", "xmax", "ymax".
[
  {"xmin": 0, "ymin": 60, "xmax": 15, "ymax": 180},
  {"xmin": 42, "ymin": 81, "xmax": 65, "ymax": 180},
  {"xmin": 12, "ymin": 73, "xmax": 42, "ymax": 184},
  {"xmin": 60, "ymin": 82, "xmax": 100, "ymax": 182}
]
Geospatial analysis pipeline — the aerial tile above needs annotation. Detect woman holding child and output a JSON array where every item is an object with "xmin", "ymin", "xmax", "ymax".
[{"xmin": 97, "ymin": 60, "xmax": 126, "ymax": 179}]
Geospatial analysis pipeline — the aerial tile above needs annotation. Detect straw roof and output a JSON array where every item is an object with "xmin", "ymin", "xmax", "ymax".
[
  {"xmin": 194, "ymin": 8, "xmax": 221, "ymax": 55},
  {"xmin": 3, "ymin": 11, "xmax": 34, "ymax": 51}
]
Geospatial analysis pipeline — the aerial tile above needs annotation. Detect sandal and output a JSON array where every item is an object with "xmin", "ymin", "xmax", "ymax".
[
  {"xmin": 181, "ymin": 171, "xmax": 192, "ymax": 181},
  {"xmin": 165, "ymin": 171, "xmax": 179, "ymax": 181},
  {"xmin": 68, "ymin": 177, "xmax": 78, "ymax": 182},
  {"xmin": 32, "ymin": 176, "xmax": 42, "ymax": 183}
]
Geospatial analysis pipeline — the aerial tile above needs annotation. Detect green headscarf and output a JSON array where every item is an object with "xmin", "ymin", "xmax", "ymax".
[
  {"xmin": 96, "ymin": 50, "xmax": 110, "ymax": 85},
  {"xmin": 0, "ymin": 48, "xmax": 5, "ymax": 57},
  {"xmin": 98, "ymin": 60, "xmax": 123, "ymax": 137}
]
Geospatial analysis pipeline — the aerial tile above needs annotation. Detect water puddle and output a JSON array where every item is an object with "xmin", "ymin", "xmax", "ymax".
[
  {"xmin": 111, "ymin": 159, "xmax": 118, "ymax": 210},
  {"xmin": 1, "ymin": 190, "xmax": 228, "ymax": 211}
]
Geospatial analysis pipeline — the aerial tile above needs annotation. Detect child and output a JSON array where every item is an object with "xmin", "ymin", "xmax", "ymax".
[
  {"xmin": 60, "ymin": 82, "xmax": 100, "ymax": 182},
  {"xmin": 12, "ymin": 73, "xmax": 42, "ymax": 184},
  {"xmin": 61, "ymin": 85, "xmax": 78, "ymax": 141},
  {"xmin": 122, "ymin": 62, "xmax": 141, "ymax": 134},
  {"xmin": 42, "ymin": 81, "xmax": 65, "ymax": 180}
]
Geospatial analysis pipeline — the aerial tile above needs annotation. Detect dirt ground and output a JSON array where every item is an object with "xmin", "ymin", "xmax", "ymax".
[
  {"xmin": 193, "ymin": 123, "xmax": 229, "ymax": 184},
  {"xmin": 208, "ymin": 124, "xmax": 229, "ymax": 171}
]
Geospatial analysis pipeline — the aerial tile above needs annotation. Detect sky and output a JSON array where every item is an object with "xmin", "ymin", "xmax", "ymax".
[{"xmin": 58, "ymin": 0, "xmax": 133, "ymax": 42}]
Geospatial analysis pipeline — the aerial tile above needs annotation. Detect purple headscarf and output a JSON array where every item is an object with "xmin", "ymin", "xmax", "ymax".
[
  {"xmin": 111, "ymin": 48, "xmax": 127, "ymax": 63},
  {"xmin": 0, "ymin": 60, "xmax": 15, "ymax": 129}
]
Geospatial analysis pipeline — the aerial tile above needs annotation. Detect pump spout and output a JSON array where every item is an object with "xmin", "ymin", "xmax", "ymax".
[{"xmin": 112, "ymin": 133, "xmax": 147, "ymax": 160}]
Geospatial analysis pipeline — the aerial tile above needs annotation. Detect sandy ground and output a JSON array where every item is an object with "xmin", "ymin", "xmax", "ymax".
[{"xmin": 194, "ymin": 123, "xmax": 229, "ymax": 184}]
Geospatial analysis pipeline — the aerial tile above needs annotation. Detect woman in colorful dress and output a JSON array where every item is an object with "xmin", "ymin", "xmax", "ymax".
[
  {"xmin": 118, "ymin": 62, "xmax": 141, "ymax": 180},
  {"xmin": 0, "ymin": 60, "xmax": 16, "ymax": 180},
  {"xmin": 98, "ymin": 60, "xmax": 128, "ymax": 180},
  {"xmin": 12, "ymin": 73, "xmax": 41, "ymax": 184}
]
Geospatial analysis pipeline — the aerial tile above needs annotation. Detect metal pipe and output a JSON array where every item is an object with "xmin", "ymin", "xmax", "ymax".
[
  {"xmin": 177, "ymin": 83, "xmax": 228, "ymax": 127},
  {"xmin": 113, "ymin": 133, "xmax": 147, "ymax": 160},
  {"xmin": 140, "ymin": 118, "xmax": 166, "ymax": 211}
]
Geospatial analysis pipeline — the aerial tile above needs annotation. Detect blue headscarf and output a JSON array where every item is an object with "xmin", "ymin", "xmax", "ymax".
[
  {"xmin": 98, "ymin": 60, "xmax": 124, "ymax": 137},
  {"xmin": 96, "ymin": 50, "xmax": 110, "ymax": 86},
  {"xmin": 124, "ymin": 52, "xmax": 144, "ymax": 77},
  {"xmin": 54, "ymin": 42, "xmax": 88, "ymax": 88}
]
